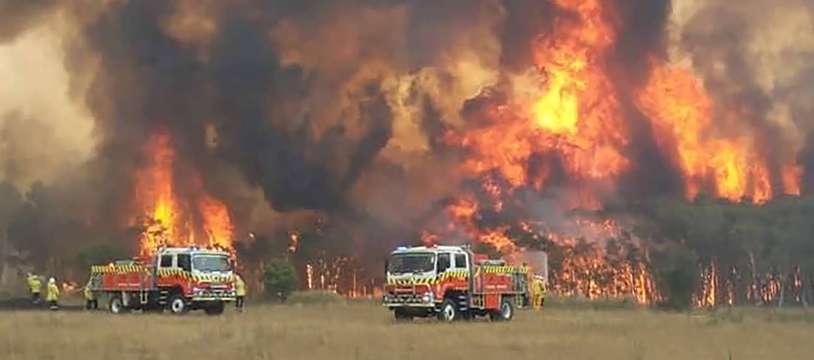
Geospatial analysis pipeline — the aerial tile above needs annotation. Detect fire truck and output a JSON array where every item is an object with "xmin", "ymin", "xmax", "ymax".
[
  {"xmin": 88, "ymin": 247, "xmax": 236, "ymax": 315},
  {"xmin": 383, "ymin": 245, "xmax": 530, "ymax": 322}
]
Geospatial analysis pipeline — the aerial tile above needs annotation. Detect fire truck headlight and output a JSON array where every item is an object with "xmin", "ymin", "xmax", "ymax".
[{"xmin": 422, "ymin": 293, "xmax": 433, "ymax": 303}]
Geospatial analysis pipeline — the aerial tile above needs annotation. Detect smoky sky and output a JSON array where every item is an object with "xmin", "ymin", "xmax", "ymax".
[
  {"xmin": 0, "ymin": 0, "xmax": 811, "ymax": 257},
  {"xmin": 0, "ymin": 0, "xmax": 58, "ymax": 43}
]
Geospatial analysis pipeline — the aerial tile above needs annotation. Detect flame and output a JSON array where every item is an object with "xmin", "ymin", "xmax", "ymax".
[
  {"xmin": 60, "ymin": 281, "xmax": 78, "ymax": 294},
  {"xmin": 134, "ymin": 129, "xmax": 234, "ymax": 255},
  {"xmin": 527, "ymin": 0, "xmax": 628, "ymax": 184},
  {"xmin": 541, "ymin": 218, "xmax": 660, "ymax": 304},
  {"xmin": 636, "ymin": 62, "xmax": 799, "ymax": 201},
  {"xmin": 198, "ymin": 194, "xmax": 234, "ymax": 249},
  {"xmin": 288, "ymin": 231, "xmax": 300, "ymax": 252},
  {"xmin": 479, "ymin": 227, "xmax": 517, "ymax": 254},
  {"xmin": 421, "ymin": 230, "xmax": 439, "ymax": 247},
  {"xmin": 306, "ymin": 263, "xmax": 314, "ymax": 290},
  {"xmin": 447, "ymin": 0, "xmax": 628, "ymax": 205},
  {"xmin": 691, "ymin": 261, "xmax": 809, "ymax": 307},
  {"xmin": 305, "ymin": 257, "xmax": 351, "ymax": 292},
  {"xmin": 423, "ymin": 0, "xmax": 804, "ymax": 308}
]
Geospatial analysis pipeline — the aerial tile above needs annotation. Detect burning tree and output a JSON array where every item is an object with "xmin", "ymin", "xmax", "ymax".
[{"xmin": 132, "ymin": 129, "xmax": 236, "ymax": 256}]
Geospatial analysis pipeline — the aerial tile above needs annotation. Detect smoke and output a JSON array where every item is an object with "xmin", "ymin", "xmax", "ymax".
[
  {"xmin": 612, "ymin": 0, "xmax": 672, "ymax": 83},
  {"xmin": 0, "ymin": 0, "xmax": 59, "ymax": 43},
  {"xmin": 611, "ymin": 0, "xmax": 680, "ymax": 199},
  {"xmin": 676, "ymin": 0, "xmax": 813, "ymax": 192},
  {"xmin": 0, "ymin": 17, "xmax": 95, "ymax": 191},
  {"xmin": 2, "ymin": 0, "xmax": 814, "ymax": 288}
]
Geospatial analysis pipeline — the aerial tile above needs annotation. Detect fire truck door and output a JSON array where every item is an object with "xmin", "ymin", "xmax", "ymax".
[
  {"xmin": 453, "ymin": 253, "xmax": 473, "ymax": 306},
  {"xmin": 157, "ymin": 254, "xmax": 173, "ymax": 286}
]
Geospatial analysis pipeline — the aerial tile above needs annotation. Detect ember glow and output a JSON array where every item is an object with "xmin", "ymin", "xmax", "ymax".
[{"xmin": 133, "ymin": 129, "xmax": 234, "ymax": 255}]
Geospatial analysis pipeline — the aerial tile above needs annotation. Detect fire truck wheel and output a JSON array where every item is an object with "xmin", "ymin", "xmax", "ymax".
[
  {"xmin": 167, "ymin": 295, "xmax": 188, "ymax": 314},
  {"xmin": 490, "ymin": 298, "xmax": 514, "ymax": 322},
  {"xmin": 109, "ymin": 295, "xmax": 124, "ymax": 314},
  {"xmin": 438, "ymin": 299, "xmax": 459, "ymax": 322},
  {"xmin": 204, "ymin": 302, "xmax": 225, "ymax": 315},
  {"xmin": 394, "ymin": 308, "xmax": 413, "ymax": 322}
]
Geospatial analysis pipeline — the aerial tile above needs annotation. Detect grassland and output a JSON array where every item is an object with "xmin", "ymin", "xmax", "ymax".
[{"xmin": 2, "ymin": 297, "xmax": 814, "ymax": 360}]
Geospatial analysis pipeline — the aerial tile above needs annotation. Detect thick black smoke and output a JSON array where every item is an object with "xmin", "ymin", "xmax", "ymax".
[
  {"xmin": 208, "ymin": 9, "xmax": 394, "ymax": 212},
  {"xmin": 610, "ymin": 0, "xmax": 681, "ymax": 199},
  {"xmin": 497, "ymin": 0, "xmax": 559, "ymax": 72},
  {"xmin": 611, "ymin": 0, "xmax": 672, "ymax": 84},
  {"xmin": 62, "ymin": 0, "xmax": 398, "ymax": 217}
]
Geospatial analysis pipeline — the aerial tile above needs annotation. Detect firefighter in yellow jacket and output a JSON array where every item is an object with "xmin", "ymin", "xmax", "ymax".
[
  {"xmin": 84, "ymin": 279, "xmax": 98, "ymax": 310},
  {"xmin": 530, "ymin": 275, "xmax": 546, "ymax": 310},
  {"xmin": 46, "ymin": 277, "xmax": 60, "ymax": 311},
  {"xmin": 27, "ymin": 273, "xmax": 42, "ymax": 304},
  {"xmin": 235, "ymin": 274, "xmax": 246, "ymax": 312}
]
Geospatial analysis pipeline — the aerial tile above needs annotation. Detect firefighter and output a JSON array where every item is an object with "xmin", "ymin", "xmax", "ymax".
[
  {"xmin": 46, "ymin": 277, "xmax": 60, "ymax": 311},
  {"xmin": 84, "ymin": 279, "xmax": 98, "ymax": 310},
  {"xmin": 531, "ymin": 274, "xmax": 546, "ymax": 310},
  {"xmin": 235, "ymin": 273, "xmax": 246, "ymax": 312},
  {"xmin": 27, "ymin": 273, "xmax": 42, "ymax": 305}
]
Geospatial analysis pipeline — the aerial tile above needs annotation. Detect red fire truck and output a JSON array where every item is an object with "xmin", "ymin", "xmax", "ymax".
[
  {"xmin": 88, "ymin": 247, "xmax": 236, "ymax": 315},
  {"xmin": 383, "ymin": 245, "xmax": 530, "ymax": 322}
]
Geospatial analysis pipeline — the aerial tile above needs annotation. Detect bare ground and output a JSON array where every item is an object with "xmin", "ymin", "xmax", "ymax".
[{"xmin": 1, "ymin": 300, "xmax": 813, "ymax": 360}]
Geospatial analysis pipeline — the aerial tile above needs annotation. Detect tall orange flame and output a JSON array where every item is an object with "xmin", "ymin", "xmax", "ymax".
[
  {"xmin": 134, "ymin": 129, "xmax": 234, "ymax": 255},
  {"xmin": 636, "ymin": 61, "xmax": 799, "ymax": 201}
]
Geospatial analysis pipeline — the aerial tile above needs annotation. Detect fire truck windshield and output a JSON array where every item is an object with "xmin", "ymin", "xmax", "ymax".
[
  {"xmin": 387, "ymin": 253, "xmax": 435, "ymax": 274},
  {"xmin": 192, "ymin": 255, "xmax": 232, "ymax": 273}
]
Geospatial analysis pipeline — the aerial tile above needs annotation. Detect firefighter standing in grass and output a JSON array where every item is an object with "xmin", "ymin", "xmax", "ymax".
[
  {"xmin": 531, "ymin": 275, "xmax": 546, "ymax": 310},
  {"xmin": 84, "ymin": 279, "xmax": 98, "ymax": 310},
  {"xmin": 235, "ymin": 273, "xmax": 246, "ymax": 311},
  {"xmin": 27, "ymin": 273, "xmax": 42, "ymax": 304},
  {"xmin": 46, "ymin": 277, "xmax": 60, "ymax": 311}
]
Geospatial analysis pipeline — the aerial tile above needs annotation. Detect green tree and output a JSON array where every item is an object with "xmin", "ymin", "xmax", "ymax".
[
  {"xmin": 263, "ymin": 259, "xmax": 299, "ymax": 302},
  {"xmin": 651, "ymin": 242, "xmax": 699, "ymax": 310}
]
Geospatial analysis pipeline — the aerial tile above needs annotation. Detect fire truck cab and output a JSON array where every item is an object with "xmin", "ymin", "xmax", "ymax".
[
  {"xmin": 89, "ymin": 247, "xmax": 236, "ymax": 315},
  {"xmin": 383, "ymin": 244, "xmax": 530, "ymax": 322}
]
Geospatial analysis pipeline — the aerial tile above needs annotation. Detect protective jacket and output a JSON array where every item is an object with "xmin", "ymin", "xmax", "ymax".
[
  {"xmin": 84, "ymin": 281, "xmax": 95, "ymax": 300},
  {"xmin": 235, "ymin": 275, "xmax": 246, "ymax": 297},
  {"xmin": 28, "ymin": 275, "xmax": 42, "ymax": 294},
  {"xmin": 46, "ymin": 281, "xmax": 60, "ymax": 302}
]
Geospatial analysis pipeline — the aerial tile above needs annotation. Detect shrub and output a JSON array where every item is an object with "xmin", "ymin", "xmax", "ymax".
[
  {"xmin": 262, "ymin": 259, "xmax": 299, "ymax": 302},
  {"xmin": 650, "ymin": 242, "xmax": 699, "ymax": 310}
]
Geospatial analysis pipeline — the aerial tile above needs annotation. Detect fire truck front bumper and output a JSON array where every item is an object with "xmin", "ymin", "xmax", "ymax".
[
  {"xmin": 192, "ymin": 288, "xmax": 236, "ymax": 302},
  {"xmin": 382, "ymin": 292, "xmax": 435, "ymax": 308}
]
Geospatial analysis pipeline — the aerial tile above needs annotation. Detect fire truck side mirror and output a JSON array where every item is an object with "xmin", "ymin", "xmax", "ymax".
[{"xmin": 384, "ymin": 259, "xmax": 389, "ymax": 274}]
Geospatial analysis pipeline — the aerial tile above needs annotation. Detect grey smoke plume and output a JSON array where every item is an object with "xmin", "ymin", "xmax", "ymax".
[{"xmin": 0, "ymin": 0, "xmax": 58, "ymax": 43}]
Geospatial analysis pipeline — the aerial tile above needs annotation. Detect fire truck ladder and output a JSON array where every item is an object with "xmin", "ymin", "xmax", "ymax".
[
  {"xmin": 139, "ymin": 289, "xmax": 149, "ymax": 305},
  {"xmin": 466, "ymin": 246, "xmax": 477, "ymax": 310},
  {"xmin": 158, "ymin": 290, "xmax": 169, "ymax": 306}
]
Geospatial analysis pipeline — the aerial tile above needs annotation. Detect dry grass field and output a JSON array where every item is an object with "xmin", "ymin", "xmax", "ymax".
[{"xmin": 1, "ymin": 298, "xmax": 813, "ymax": 360}]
